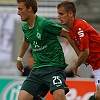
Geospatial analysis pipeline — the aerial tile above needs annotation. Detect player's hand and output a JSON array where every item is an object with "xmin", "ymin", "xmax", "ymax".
[
  {"xmin": 84, "ymin": 58, "xmax": 89, "ymax": 67},
  {"xmin": 84, "ymin": 62, "xmax": 89, "ymax": 67},
  {"xmin": 72, "ymin": 66, "xmax": 80, "ymax": 77},
  {"xmin": 16, "ymin": 61, "xmax": 24, "ymax": 72}
]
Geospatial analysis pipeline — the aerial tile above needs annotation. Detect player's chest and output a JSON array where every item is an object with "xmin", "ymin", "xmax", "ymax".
[
  {"xmin": 69, "ymin": 28, "xmax": 84, "ymax": 44},
  {"xmin": 24, "ymin": 28, "xmax": 42, "ymax": 43},
  {"xmin": 69, "ymin": 30, "xmax": 79, "ymax": 41}
]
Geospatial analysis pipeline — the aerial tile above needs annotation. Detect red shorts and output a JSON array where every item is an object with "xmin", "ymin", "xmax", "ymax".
[{"xmin": 88, "ymin": 52, "xmax": 100, "ymax": 70}]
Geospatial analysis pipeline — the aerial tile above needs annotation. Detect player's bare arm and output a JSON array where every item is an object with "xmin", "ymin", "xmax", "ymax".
[
  {"xmin": 72, "ymin": 48, "xmax": 89, "ymax": 77},
  {"xmin": 60, "ymin": 28, "xmax": 80, "ymax": 56},
  {"xmin": 17, "ymin": 38, "xmax": 30, "ymax": 72},
  {"xmin": 18, "ymin": 38, "xmax": 30, "ymax": 57}
]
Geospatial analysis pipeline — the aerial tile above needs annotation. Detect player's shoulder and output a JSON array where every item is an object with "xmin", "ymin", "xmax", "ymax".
[
  {"xmin": 36, "ymin": 15, "xmax": 46, "ymax": 21},
  {"xmin": 74, "ymin": 18, "xmax": 89, "ymax": 28},
  {"xmin": 22, "ymin": 22, "xmax": 28, "ymax": 31},
  {"xmin": 37, "ymin": 15, "xmax": 58, "ymax": 26},
  {"xmin": 41, "ymin": 17, "xmax": 59, "ymax": 28},
  {"xmin": 75, "ymin": 18, "xmax": 88, "ymax": 25}
]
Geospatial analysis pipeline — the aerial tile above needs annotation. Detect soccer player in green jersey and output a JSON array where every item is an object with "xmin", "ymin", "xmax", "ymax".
[{"xmin": 16, "ymin": 0, "xmax": 79, "ymax": 100}]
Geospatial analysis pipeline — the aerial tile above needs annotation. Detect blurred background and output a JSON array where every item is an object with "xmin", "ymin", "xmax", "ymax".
[
  {"xmin": 0, "ymin": 0, "xmax": 100, "ymax": 77},
  {"xmin": 0, "ymin": 0, "xmax": 100, "ymax": 100}
]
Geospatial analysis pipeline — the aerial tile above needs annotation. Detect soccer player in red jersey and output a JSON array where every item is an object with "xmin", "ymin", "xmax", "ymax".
[{"xmin": 57, "ymin": 1, "xmax": 100, "ymax": 100}]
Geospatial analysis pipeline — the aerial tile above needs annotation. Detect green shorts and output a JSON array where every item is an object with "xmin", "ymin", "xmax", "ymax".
[{"xmin": 21, "ymin": 66, "xmax": 69, "ymax": 99}]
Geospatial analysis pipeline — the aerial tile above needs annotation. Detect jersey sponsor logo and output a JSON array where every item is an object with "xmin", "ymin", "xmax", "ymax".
[
  {"xmin": 52, "ymin": 76, "xmax": 62, "ymax": 87},
  {"xmin": 78, "ymin": 28, "xmax": 84, "ymax": 38},
  {"xmin": 33, "ymin": 41, "xmax": 40, "ymax": 48},
  {"xmin": 32, "ymin": 41, "xmax": 48, "ymax": 51},
  {"xmin": 33, "ymin": 45, "xmax": 47, "ymax": 51}
]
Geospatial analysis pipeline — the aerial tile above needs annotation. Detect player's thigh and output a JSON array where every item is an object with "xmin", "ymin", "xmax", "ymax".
[
  {"xmin": 92, "ymin": 69, "xmax": 100, "ymax": 99},
  {"xmin": 98, "ymin": 85, "xmax": 100, "ymax": 93},
  {"xmin": 21, "ymin": 70, "xmax": 44, "ymax": 98},
  {"xmin": 18, "ymin": 90, "xmax": 34, "ymax": 100},
  {"xmin": 35, "ymin": 84, "xmax": 49, "ymax": 98},
  {"xmin": 93, "ymin": 68, "xmax": 100, "ymax": 90},
  {"xmin": 53, "ymin": 89, "xmax": 66, "ymax": 100},
  {"xmin": 95, "ymin": 86, "xmax": 100, "ymax": 100}
]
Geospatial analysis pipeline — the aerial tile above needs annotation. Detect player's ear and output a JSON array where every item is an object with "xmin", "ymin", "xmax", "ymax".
[
  {"xmin": 68, "ymin": 11, "xmax": 73, "ymax": 16},
  {"xmin": 28, "ymin": 6, "xmax": 32, "ymax": 12}
]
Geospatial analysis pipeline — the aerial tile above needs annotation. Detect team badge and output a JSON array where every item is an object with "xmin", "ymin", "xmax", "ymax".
[{"xmin": 36, "ymin": 29, "xmax": 41, "ymax": 39}]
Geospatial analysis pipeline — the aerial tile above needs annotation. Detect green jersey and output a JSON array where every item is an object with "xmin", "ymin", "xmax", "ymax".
[{"xmin": 22, "ymin": 15, "xmax": 68, "ymax": 68}]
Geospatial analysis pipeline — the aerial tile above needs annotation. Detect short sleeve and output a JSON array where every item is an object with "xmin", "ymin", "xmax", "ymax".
[{"xmin": 42, "ymin": 19, "xmax": 62, "ymax": 36}]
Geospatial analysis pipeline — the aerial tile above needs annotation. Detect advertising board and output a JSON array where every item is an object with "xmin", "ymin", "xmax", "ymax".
[{"xmin": 0, "ymin": 77, "xmax": 95, "ymax": 100}]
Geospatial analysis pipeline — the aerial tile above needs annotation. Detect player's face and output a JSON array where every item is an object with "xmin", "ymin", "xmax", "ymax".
[
  {"xmin": 57, "ymin": 6, "xmax": 71, "ymax": 26},
  {"xmin": 17, "ymin": 2, "xmax": 30, "ymax": 21}
]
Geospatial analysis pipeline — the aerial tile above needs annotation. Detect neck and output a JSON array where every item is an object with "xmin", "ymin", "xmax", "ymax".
[
  {"xmin": 28, "ymin": 14, "xmax": 36, "ymax": 29},
  {"xmin": 67, "ymin": 18, "xmax": 74, "ymax": 30}
]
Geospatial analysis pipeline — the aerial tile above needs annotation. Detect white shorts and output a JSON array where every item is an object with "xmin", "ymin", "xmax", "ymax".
[{"xmin": 93, "ymin": 68, "xmax": 100, "ymax": 90}]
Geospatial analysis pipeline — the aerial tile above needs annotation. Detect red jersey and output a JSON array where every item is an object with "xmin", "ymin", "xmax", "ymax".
[{"xmin": 69, "ymin": 18, "xmax": 100, "ymax": 70}]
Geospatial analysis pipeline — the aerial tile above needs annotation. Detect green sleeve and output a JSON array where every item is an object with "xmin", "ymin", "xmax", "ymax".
[
  {"xmin": 43, "ymin": 19, "xmax": 62, "ymax": 36},
  {"xmin": 22, "ymin": 23, "xmax": 30, "ymax": 43}
]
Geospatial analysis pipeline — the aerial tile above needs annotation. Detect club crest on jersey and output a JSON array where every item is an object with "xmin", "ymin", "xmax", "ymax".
[
  {"xmin": 75, "ymin": 38, "xmax": 79, "ymax": 45},
  {"xmin": 36, "ymin": 29, "xmax": 41, "ymax": 39}
]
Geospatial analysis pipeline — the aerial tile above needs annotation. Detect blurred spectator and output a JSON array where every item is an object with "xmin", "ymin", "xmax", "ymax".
[
  {"xmin": 61, "ymin": 38, "xmax": 78, "ymax": 77},
  {"xmin": 22, "ymin": 48, "xmax": 34, "ymax": 76}
]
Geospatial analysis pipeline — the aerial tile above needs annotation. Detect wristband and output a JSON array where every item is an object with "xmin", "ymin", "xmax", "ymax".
[{"xmin": 17, "ymin": 57, "xmax": 22, "ymax": 61}]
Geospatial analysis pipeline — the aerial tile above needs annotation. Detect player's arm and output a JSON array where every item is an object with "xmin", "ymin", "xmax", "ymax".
[
  {"xmin": 72, "ymin": 48, "xmax": 89, "ymax": 76},
  {"xmin": 60, "ymin": 28, "xmax": 80, "ymax": 56},
  {"xmin": 17, "ymin": 38, "xmax": 30, "ymax": 72}
]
